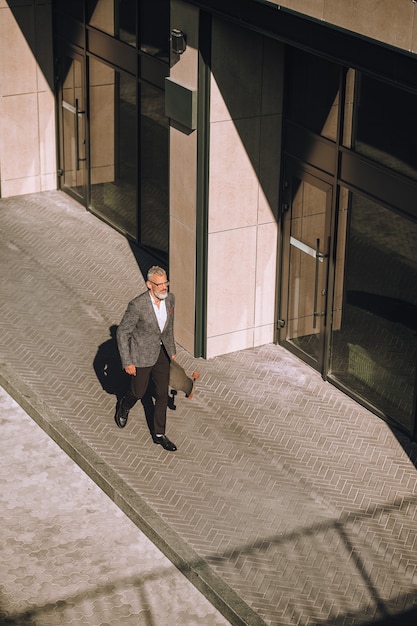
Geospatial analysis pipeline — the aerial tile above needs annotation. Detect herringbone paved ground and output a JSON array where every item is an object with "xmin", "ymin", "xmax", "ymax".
[{"xmin": 1, "ymin": 191, "xmax": 417, "ymax": 626}]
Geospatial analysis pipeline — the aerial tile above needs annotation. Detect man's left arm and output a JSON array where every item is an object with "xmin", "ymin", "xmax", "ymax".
[{"xmin": 165, "ymin": 294, "xmax": 176, "ymax": 360}]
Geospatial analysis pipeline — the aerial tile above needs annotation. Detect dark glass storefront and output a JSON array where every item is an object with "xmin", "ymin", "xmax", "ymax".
[
  {"xmin": 54, "ymin": 0, "xmax": 170, "ymax": 258},
  {"xmin": 53, "ymin": 0, "xmax": 417, "ymax": 438},
  {"xmin": 281, "ymin": 48, "xmax": 417, "ymax": 438},
  {"xmin": 330, "ymin": 192, "xmax": 417, "ymax": 431}
]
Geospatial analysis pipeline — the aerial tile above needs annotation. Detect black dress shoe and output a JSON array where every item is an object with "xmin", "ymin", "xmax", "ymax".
[
  {"xmin": 154, "ymin": 434, "xmax": 177, "ymax": 451},
  {"xmin": 115, "ymin": 398, "xmax": 129, "ymax": 428}
]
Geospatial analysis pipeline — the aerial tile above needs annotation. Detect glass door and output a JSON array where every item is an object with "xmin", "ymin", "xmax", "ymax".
[
  {"xmin": 279, "ymin": 167, "xmax": 332, "ymax": 372},
  {"xmin": 57, "ymin": 51, "xmax": 87, "ymax": 205}
]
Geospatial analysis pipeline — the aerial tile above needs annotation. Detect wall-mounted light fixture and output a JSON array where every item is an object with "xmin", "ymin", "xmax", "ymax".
[{"xmin": 171, "ymin": 29, "xmax": 187, "ymax": 55}]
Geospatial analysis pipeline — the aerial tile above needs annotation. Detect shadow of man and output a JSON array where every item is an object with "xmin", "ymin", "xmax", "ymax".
[
  {"xmin": 93, "ymin": 325, "xmax": 173, "ymax": 436},
  {"xmin": 93, "ymin": 325, "xmax": 130, "ymax": 401}
]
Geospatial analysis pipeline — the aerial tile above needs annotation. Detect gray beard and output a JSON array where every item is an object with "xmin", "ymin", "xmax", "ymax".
[{"xmin": 155, "ymin": 292, "xmax": 168, "ymax": 300}]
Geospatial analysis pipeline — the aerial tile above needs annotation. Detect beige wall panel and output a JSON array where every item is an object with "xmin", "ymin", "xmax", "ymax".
[
  {"xmin": 206, "ymin": 21, "xmax": 283, "ymax": 357},
  {"xmin": 258, "ymin": 114, "xmax": 282, "ymax": 224},
  {"xmin": 211, "ymin": 17, "xmax": 263, "ymax": 123},
  {"xmin": 40, "ymin": 172, "xmax": 56, "ymax": 192},
  {"xmin": 170, "ymin": 1, "xmax": 199, "ymax": 89},
  {"xmin": 38, "ymin": 90, "xmax": 56, "ymax": 179},
  {"xmin": 170, "ymin": 216, "xmax": 196, "ymax": 354},
  {"xmin": 1, "ymin": 93, "xmax": 40, "ymax": 181},
  {"xmin": 1, "ymin": 176, "xmax": 41, "ymax": 197},
  {"xmin": 261, "ymin": 38, "xmax": 285, "ymax": 117},
  {"xmin": 175, "ymin": 323, "xmax": 195, "ymax": 356},
  {"xmin": 255, "ymin": 222, "xmax": 278, "ymax": 327},
  {"xmin": 269, "ymin": 0, "xmax": 324, "ymax": 20},
  {"xmin": 35, "ymin": 3, "xmax": 54, "ymax": 92},
  {"xmin": 206, "ymin": 328, "xmax": 254, "ymax": 359},
  {"xmin": 169, "ymin": 1, "xmax": 199, "ymax": 354},
  {"xmin": 0, "ymin": 7, "xmax": 37, "ymax": 96},
  {"xmin": 324, "ymin": 0, "xmax": 414, "ymax": 50},
  {"xmin": 170, "ymin": 125, "xmax": 197, "ymax": 229},
  {"xmin": 265, "ymin": 0, "xmax": 417, "ymax": 52},
  {"xmin": 207, "ymin": 226, "xmax": 257, "ymax": 337},
  {"xmin": 0, "ymin": 2, "xmax": 55, "ymax": 197},
  {"xmin": 254, "ymin": 324, "xmax": 275, "ymax": 347},
  {"xmin": 209, "ymin": 118, "xmax": 260, "ymax": 233}
]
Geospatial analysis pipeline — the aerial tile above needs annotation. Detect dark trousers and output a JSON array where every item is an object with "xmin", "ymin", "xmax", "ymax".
[{"xmin": 124, "ymin": 347, "xmax": 170, "ymax": 435}]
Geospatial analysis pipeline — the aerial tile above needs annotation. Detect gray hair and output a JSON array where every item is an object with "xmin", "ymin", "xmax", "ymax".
[{"xmin": 147, "ymin": 266, "xmax": 167, "ymax": 281}]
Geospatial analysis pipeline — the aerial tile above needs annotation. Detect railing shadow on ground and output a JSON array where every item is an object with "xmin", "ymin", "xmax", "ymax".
[
  {"xmin": 2, "ymin": 493, "xmax": 417, "ymax": 626},
  {"xmin": 206, "ymin": 495, "xmax": 417, "ymax": 626}
]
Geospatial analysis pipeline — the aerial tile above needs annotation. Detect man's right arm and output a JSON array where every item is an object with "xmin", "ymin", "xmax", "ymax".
[{"xmin": 116, "ymin": 299, "xmax": 140, "ymax": 371}]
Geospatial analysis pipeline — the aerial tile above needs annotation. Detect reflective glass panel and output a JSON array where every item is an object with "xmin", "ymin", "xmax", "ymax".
[
  {"xmin": 89, "ymin": 58, "xmax": 137, "ymax": 237},
  {"xmin": 287, "ymin": 177, "xmax": 330, "ymax": 364},
  {"xmin": 140, "ymin": 82, "xmax": 169, "ymax": 254},
  {"xmin": 60, "ymin": 55, "xmax": 87, "ymax": 202},
  {"xmin": 54, "ymin": 0, "xmax": 84, "ymax": 22},
  {"xmin": 286, "ymin": 48, "xmax": 340, "ymax": 142},
  {"xmin": 355, "ymin": 75, "xmax": 417, "ymax": 181},
  {"xmin": 330, "ymin": 191, "xmax": 417, "ymax": 432},
  {"xmin": 88, "ymin": 0, "xmax": 136, "ymax": 47},
  {"xmin": 140, "ymin": 0, "xmax": 170, "ymax": 62}
]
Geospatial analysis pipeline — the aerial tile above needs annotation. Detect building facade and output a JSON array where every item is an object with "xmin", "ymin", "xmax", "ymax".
[{"xmin": 1, "ymin": 0, "xmax": 417, "ymax": 439}]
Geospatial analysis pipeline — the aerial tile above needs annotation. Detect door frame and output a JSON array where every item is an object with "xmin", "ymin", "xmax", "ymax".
[
  {"xmin": 56, "ymin": 46, "xmax": 88, "ymax": 207},
  {"xmin": 278, "ymin": 162, "xmax": 334, "ymax": 373}
]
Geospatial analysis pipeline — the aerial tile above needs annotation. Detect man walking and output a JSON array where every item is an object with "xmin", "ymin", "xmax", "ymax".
[{"xmin": 115, "ymin": 266, "xmax": 177, "ymax": 451}]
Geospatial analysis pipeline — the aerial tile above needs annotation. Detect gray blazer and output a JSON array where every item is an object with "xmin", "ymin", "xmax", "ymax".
[{"xmin": 117, "ymin": 290, "xmax": 176, "ymax": 368}]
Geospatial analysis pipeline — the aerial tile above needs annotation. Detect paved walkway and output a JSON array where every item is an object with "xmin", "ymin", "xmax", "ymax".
[
  {"xmin": 0, "ymin": 386, "xmax": 231, "ymax": 625},
  {"xmin": 1, "ymin": 191, "xmax": 417, "ymax": 626}
]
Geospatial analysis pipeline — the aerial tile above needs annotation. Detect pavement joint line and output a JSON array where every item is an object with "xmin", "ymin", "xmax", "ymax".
[{"xmin": 0, "ymin": 364, "xmax": 266, "ymax": 626}]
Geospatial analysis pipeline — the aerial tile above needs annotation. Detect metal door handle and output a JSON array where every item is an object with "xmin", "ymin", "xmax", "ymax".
[
  {"xmin": 313, "ymin": 238, "xmax": 328, "ymax": 328},
  {"xmin": 75, "ymin": 99, "xmax": 86, "ymax": 170}
]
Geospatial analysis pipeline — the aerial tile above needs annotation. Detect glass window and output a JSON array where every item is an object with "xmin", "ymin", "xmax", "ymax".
[
  {"xmin": 140, "ymin": 0, "xmax": 170, "ymax": 62},
  {"xmin": 342, "ymin": 68, "xmax": 355, "ymax": 149},
  {"xmin": 88, "ymin": 0, "xmax": 137, "ymax": 47},
  {"xmin": 354, "ymin": 75, "xmax": 417, "ymax": 181},
  {"xmin": 329, "ymin": 191, "xmax": 417, "ymax": 432},
  {"xmin": 54, "ymin": 0, "xmax": 84, "ymax": 22},
  {"xmin": 89, "ymin": 57, "xmax": 137, "ymax": 237},
  {"xmin": 87, "ymin": 0, "xmax": 170, "ymax": 54},
  {"xmin": 139, "ymin": 81, "xmax": 169, "ymax": 254},
  {"xmin": 286, "ymin": 48, "xmax": 340, "ymax": 142}
]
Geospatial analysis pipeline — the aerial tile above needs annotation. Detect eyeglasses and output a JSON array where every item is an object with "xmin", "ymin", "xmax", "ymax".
[{"xmin": 149, "ymin": 280, "xmax": 169, "ymax": 288}]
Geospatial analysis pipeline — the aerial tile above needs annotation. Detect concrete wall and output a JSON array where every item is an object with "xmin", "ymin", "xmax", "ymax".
[
  {"xmin": 169, "ymin": 4, "xmax": 284, "ymax": 359},
  {"xmin": 205, "ymin": 19, "xmax": 283, "ymax": 358},
  {"xmin": 169, "ymin": 1, "xmax": 200, "ymax": 353},
  {"xmin": 0, "ymin": 0, "xmax": 56, "ymax": 197},
  {"xmin": 268, "ymin": 0, "xmax": 417, "ymax": 54}
]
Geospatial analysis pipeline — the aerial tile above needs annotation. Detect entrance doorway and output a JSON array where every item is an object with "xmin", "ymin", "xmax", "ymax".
[
  {"xmin": 279, "ymin": 166, "xmax": 332, "ymax": 372},
  {"xmin": 57, "ymin": 51, "xmax": 87, "ymax": 205},
  {"xmin": 55, "ymin": 42, "xmax": 169, "ymax": 257}
]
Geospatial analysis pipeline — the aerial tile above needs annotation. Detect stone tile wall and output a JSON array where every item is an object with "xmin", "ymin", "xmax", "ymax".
[{"xmin": 0, "ymin": 0, "xmax": 56, "ymax": 197}]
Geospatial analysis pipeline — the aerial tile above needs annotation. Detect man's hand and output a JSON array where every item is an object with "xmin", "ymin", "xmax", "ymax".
[{"xmin": 125, "ymin": 364, "xmax": 136, "ymax": 376}]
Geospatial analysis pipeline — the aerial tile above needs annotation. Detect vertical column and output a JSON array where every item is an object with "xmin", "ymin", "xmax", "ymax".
[
  {"xmin": 0, "ymin": 0, "xmax": 56, "ymax": 197},
  {"xmin": 169, "ymin": 1, "xmax": 200, "ymax": 352},
  {"xmin": 206, "ymin": 18, "xmax": 284, "ymax": 357}
]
